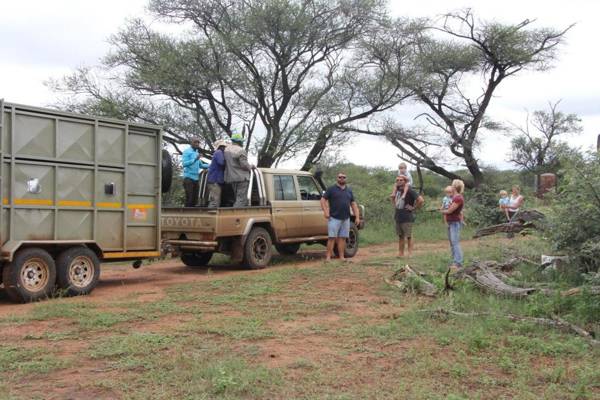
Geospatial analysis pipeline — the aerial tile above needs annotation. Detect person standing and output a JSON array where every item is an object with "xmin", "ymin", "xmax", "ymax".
[
  {"xmin": 224, "ymin": 134, "xmax": 254, "ymax": 207},
  {"xmin": 320, "ymin": 172, "xmax": 361, "ymax": 261},
  {"xmin": 182, "ymin": 137, "xmax": 209, "ymax": 207},
  {"xmin": 441, "ymin": 180, "xmax": 465, "ymax": 269},
  {"xmin": 207, "ymin": 139, "xmax": 227, "ymax": 208},
  {"xmin": 391, "ymin": 175, "xmax": 424, "ymax": 258}
]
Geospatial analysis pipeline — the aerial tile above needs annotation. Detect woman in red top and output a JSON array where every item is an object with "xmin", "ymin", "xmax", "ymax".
[{"xmin": 440, "ymin": 180, "xmax": 465, "ymax": 269}]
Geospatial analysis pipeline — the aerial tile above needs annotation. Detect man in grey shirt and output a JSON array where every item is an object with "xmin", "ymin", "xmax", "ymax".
[{"xmin": 224, "ymin": 134, "xmax": 254, "ymax": 207}]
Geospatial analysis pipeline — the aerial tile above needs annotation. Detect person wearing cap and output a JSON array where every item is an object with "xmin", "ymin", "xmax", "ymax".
[
  {"xmin": 182, "ymin": 137, "xmax": 209, "ymax": 207},
  {"xmin": 207, "ymin": 139, "xmax": 227, "ymax": 208},
  {"xmin": 224, "ymin": 134, "xmax": 255, "ymax": 207}
]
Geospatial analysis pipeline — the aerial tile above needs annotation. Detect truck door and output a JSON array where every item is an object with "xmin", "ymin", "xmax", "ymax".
[
  {"xmin": 297, "ymin": 175, "xmax": 327, "ymax": 237},
  {"xmin": 270, "ymin": 174, "xmax": 303, "ymax": 238}
]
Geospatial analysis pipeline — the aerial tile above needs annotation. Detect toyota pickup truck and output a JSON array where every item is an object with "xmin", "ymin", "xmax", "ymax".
[{"xmin": 161, "ymin": 168, "xmax": 364, "ymax": 269}]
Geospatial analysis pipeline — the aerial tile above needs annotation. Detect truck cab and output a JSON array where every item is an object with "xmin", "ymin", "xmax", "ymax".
[{"xmin": 161, "ymin": 168, "xmax": 364, "ymax": 269}]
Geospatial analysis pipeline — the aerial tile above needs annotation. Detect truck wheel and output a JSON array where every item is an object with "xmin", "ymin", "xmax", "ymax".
[
  {"xmin": 56, "ymin": 247, "xmax": 101, "ymax": 296},
  {"xmin": 243, "ymin": 227, "xmax": 272, "ymax": 269},
  {"xmin": 2, "ymin": 248, "xmax": 56, "ymax": 302},
  {"xmin": 275, "ymin": 243, "xmax": 300, "ymax": 255},
  {"xmin": 181, "ymin": 252, "xmax": 213, "ymax": 267},
  {"xmin": 333, "ymin": 223, "xmax": 359, "ymax": 258},
  {"xmin": 161, "ymin": 149, "xmax": 173, "ymax": 193}
]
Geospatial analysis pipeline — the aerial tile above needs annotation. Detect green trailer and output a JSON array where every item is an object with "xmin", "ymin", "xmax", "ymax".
[{"xmin": 0, "ymin": 100, "xmax": 163, "ymax": 302}]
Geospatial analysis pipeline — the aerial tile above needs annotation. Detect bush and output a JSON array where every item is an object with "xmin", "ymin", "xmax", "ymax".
[{"xmin": 547, "ymin": 152, "xmax": 600, "ymax": 271}]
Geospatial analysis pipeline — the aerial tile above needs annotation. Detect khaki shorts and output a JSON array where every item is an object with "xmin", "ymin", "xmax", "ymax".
[{"xmin": 395, "ymin": 222, "xmax": 413, "ymax": 239}]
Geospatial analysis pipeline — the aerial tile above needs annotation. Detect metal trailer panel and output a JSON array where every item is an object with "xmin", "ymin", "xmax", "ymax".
[{"xmin": 0, "ymin": 101, "xmax": 162, "ymax": 261}]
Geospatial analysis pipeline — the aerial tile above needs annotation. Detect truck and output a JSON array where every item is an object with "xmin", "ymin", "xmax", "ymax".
[
  {"xmin": 0, "ymin": 100, "xmax": 364, "ymax": 302},
  {"xmin": 161, "ymin": 168, "xmax": 364, "ymax": 269},
  {"xmin": 0, "ymin": 100, "xmax": 164, "ymax": 302}
]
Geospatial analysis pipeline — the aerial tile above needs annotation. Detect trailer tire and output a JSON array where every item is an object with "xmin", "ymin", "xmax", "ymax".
[
  {"xmin": 243, "ymin": 227, "xmax": 272, "ymax": 269},
  {"xmin": 275, "ymin": 243, "xmax": 300, "ymax": 255},
  {"xmin": 2, "ymin": 248, "xmax": 56, "ymax": 302},
  {"xmin": 181, "ymin": 252, "xmax": 213, "ymax": 267},
  {"xmin": 56, "ymin": 247, "xmax": 100, "ymax": 296},
  {"xmin": 333, "ymin": 222, "xmax": 359, "ymax": 258},
  {"xmin": 161, "ymin": 149, "xmax": 173, "ymax": 193}
]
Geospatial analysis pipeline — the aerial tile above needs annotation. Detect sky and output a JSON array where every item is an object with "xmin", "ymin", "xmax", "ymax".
[{"xmin": 1, "ymin": 0, "xmax": 599, "ymax": 171}]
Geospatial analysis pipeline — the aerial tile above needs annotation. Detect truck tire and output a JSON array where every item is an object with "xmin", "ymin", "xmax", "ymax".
[
  {"xmin": 275, "ymin": 243, "xmax": 300, "ymax": 255},
  {"xmin": 243, "ymin": 227, "xmax": 272, "ymax": 269},
  {"xmin": 2, "ymin": 248, "xmax": 57, "ymax": 302},
  {"xmin": 56, "ymin": 247, "xmax": 101, "ymax": 296},
  {"xmin": 161, "ymin": 149, "xmax": 173, "ymax": 193},
  {"xmin": 181, "ymin": 252, "xmax": 213, "ymax": 267},
  {"xmin": 333, "ymin": 222, "xmax": 359, "ymax": 258}
]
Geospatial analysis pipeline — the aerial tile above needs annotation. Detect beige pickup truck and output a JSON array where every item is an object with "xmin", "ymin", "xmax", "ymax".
[{"xmin": 161, "ymin": 168, "xmax": 364, "ymax": 269}]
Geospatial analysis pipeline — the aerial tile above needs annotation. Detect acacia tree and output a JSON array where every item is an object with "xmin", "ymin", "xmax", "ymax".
[
  {"xmin": 509, "ymin": 101, "xmax": 582, "ymax": 174},
  {"xmin": 376, "ymin": 10, "xmax": 572, "ymax": 188}
]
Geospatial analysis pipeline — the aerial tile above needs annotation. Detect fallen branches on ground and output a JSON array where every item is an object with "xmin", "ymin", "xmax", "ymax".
[
  {"xmin": 384, "ymin": 265, "xmax": 437, "ymax": 297},
  {"xmin": 474, "ymin": 209, "xmax": 545, "ymax": 238},
  {"xmin": 417, "ymin": 308, "xmax": 599, "ymax": 347}
]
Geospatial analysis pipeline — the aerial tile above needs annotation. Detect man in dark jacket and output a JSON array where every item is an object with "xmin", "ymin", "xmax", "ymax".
[
  {"xmin": 207, "ymin": 139, "xmax": 227, "ymax": 208},
  {"xmin": 224, "ymin": 134, "xmax": 255, "ymax": 207}
]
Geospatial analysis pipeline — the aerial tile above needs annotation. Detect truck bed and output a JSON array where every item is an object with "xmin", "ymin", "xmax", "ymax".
[{"xmin": 161, "ymin": 206, "xmax": 272, "ymax": 249}]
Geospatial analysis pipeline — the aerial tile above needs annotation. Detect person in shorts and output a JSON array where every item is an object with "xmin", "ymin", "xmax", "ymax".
[
  {"xmin": 391, "ymin": 175, "xmax": 424, "ymax": 258},
  {"xmin": 320, "ymin": 172, "xmax": 361, "ymax": 261}
]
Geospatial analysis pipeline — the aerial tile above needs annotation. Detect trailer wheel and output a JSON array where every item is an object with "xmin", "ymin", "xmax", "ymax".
[
  {"xmin": 181, "ymin": 252, "xmax": 213, "ymax": 267},
  {"xmin": 243, "ymin": 227, "xmax": 272, "ymax": 269},
  {"xmin": 2, "ymin": 248, "xmax": 56, "ymax": 302},
  {"xmin": 275, "ymin": 243, "xmax": 300, "ymax": 255},
  {"xmin": 161, "ymin": 149, "xmax": 173, "ymax": 193},
  {"xmin": 56, "ymin": 247, "xmax": 100, "ymax": 296},
  {"xmin": 333, "ymin": 223, "xmax": 359, "ymax": 258}
]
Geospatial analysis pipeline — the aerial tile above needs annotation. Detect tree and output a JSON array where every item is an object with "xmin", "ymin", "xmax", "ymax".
[
  {"xmin": 51, "ymin": 0, "xmax": 418, "ymax": 167},
  {"xmin": 509, "ymin": 101, "xmax": 582, "ymax": 174},
  {"xmin": 374, "ymin": 10, "xmax": 572, "ymax": 188}
]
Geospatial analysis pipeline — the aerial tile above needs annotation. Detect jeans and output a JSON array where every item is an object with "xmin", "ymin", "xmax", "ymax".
[
  {"xmin": 207, "ymin": 183, "xmax": 222, "ymax": 208},
  {"xmin": 447, "ymin": 221, "xmax": 463, "ymax": 266},
  {"xmin": 231, "ymin": 181, "xmax": 250, "ymax": 207},
  {"xmin": 183, "ymin": 178, "xmax": 199, "ymax": 207}
]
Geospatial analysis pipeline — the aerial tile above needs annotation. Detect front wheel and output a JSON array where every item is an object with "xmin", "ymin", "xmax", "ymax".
[
  {"xmin": 333, "ymin": 223, "xmax": 359, "ymax": 258},
  {"xmin": 56, "ymin": 247, "xmax": 101, "ymax": 296},
  {"xmin": 181, "ymin": 252, "xmax": 213, "ymax": 267},
  {"xmin": 243, "ymin": 227, "xmax": 273, "ymax": 269},
  {"xmin": 2, "ymin": 248, "xmax": 57, "ymax": 302}
]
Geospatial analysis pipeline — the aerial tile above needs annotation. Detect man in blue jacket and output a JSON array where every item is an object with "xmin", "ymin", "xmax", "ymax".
[
  {"xmin": 207, "ymin": 139, "xmax": 227, "ymax": 208},
  {"xmin": 182, "ymin": 137, "xmax": 209, "ymax": 207}
]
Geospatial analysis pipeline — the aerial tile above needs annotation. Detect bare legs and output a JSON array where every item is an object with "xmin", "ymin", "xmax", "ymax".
[
  {"xmin": 398, "ymin": 237, "xmax": 412, "ymax": 258},
  {"xmin": 326, "ymin": 237, "xmax": 346, "ymax": 261}
]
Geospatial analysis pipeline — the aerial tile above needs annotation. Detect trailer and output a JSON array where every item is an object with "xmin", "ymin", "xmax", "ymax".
[{"xmin": 0, "ymin": 100, "xmax": 163, "ymax": 302}]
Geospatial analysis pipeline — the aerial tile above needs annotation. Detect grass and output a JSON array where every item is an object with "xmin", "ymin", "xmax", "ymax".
[{"xmin": 0, "ymin": 229, "xmax": 598, "ymax": 399}]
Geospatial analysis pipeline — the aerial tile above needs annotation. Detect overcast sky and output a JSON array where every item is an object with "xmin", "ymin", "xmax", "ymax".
[{"xmin": 1, "ymin": 0, "xmax": 599, "ymax": 171}]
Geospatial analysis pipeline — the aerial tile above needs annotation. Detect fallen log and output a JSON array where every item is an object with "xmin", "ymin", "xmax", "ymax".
[
  {"xmin": 454, "ymin": 262, "xmax": 537, "ymax": 298},
  {"xmin": 474, "ymin": 209, "xmax": 545, "ymax": 239},
  {"xmin": 418, "ymin": 308, "xmax": 599, "ymax": 347},
  {"xmin": 384, "ymin": 265, "xmax": 438, "ymax": 297}
]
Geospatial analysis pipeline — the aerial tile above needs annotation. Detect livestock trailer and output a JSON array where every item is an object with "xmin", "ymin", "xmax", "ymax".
[{"xmin": 0, "ymin": 100, "xmax": 162, "ymax": 301}]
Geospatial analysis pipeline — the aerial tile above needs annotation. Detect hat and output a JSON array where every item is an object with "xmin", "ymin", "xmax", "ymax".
[
  {"xmin": 213, "ymin": 139, "xmax": 228, "ymax": 148},
  {"xmin": 231, "ymin": 133, "xmax": 244, "ymax": 143}
]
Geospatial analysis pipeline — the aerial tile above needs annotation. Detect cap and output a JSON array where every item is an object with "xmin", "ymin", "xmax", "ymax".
[
  {"xmin": 231, "ymin": 133, "xmax": 244, "ymax": 143},
  {"xmin": 213, "ymin": 139, "xmax": 228, "ymax": 148}
]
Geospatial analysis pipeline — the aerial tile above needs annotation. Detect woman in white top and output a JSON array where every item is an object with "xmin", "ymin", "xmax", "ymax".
[{"xmin": 507, "ymin": 185, "xmax": 524, "ymax": 220}]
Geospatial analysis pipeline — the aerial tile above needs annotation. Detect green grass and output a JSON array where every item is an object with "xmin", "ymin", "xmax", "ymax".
[{"xmin": 1, "ymin": 230, "xmax": 598, "ymax": 399}]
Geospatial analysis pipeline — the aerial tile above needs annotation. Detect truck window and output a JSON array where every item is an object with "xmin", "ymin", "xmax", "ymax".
[
  {"xmin": 273, "ymin": 175, "xmax": 298, "ymax": 201},
  {"xmin": 297, "ymin": 176, "xmax": 322, "ymax": 200}
]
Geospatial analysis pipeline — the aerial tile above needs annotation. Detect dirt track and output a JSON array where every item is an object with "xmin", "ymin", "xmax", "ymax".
[{"xmin": 0, "ymin": 241, "xmax": 404, "ymax": 315}]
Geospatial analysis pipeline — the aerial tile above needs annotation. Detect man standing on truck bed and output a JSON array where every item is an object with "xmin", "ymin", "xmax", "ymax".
[
  {"xmin": 207, "ymin": 139, "xmax": 227, "ymax": 208},
  {"xmin": 224, "ymin": 134, "xmax": 254, "ymax": 207},
  {"xmin": 182, "ymin": 137, "xmax": 209, "ymax": 207},
  {"xmin": 320, "ymin": 172, "xmax": 361, "ymax": 261}
]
